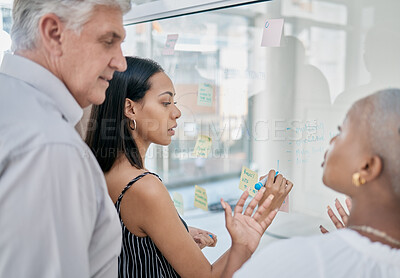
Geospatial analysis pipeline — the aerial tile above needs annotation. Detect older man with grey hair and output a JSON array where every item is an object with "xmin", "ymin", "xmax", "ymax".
[{"xmin": 0, "ymin": 0, "xmax": 131, "ymax": 277}]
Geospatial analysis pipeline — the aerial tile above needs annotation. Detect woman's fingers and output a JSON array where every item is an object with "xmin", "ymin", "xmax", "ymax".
[
  {"xmin": 327, "ymin": 205, "xmax": 345, "ymax": 229},
  {"xmin": 285, "ymin": 180, "xmax": 294, "ymax": 193},
  {"xmin": 274, "ymin": 174, "xmax": 283, "ymax": 189},
  {"xmin": 335, "ymin": 198, "xmax": 349, "ymax": 226},
  {"xmin": 264, "ymin": 169, "xmax": 277, "ymax": 188},
  {"xmin": 345, "ymin": 197, "xmax": 352, "ymax": 212},
  {"xmin": 259, "ymin": 174, "xmax": 267, "ymax": 181},
  {"xmin": 234, "ymin": 190, "xmax": 249, "ymax": 214},
  {"xmin": 209, "ymin": 235, "xmax": 217, "ymax": 247},
  {"xmin": 319, "ymin": 225, "xmax": 329, "ymax": 234},
  {"xmin": 194, "ymin": 234, "xmax": 214, "ymax": 247},
  {"xmin": 259, "ymin": 209, "xmax": 278, "ymax": 231},
  {"xmin": 244, "ymin": 188, "xmax": 266, "ymax": 216},
  {"xmin": 253, "ymin": 194, "xmax": 274, "ymax": 223},
  {"xmin": 322, "ymin": 198, "xmax": 350, "ymax": 234},
  {"xmin": 222, "ymin": 198, "xmax": 233, "ymax": 229},
  {"xmin": 193, "ymin": 236, "xmax": 207, "ymax": 249}
]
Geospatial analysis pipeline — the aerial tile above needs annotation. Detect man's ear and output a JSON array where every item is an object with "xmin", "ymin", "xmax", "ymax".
[
  {"xmin": 38, "ymin": 13, "xmax": 63, "ymax": 56},
  {"xmin": 360, "ymin": 155, "xmax": 383, "ymax": 183},
  {"xmin": 124, "ymin": 98, "xmax": 136, "ymax": 119}
]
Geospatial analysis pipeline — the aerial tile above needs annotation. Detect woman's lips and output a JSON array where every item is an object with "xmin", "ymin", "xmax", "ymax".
[
  {"xmin": 168, "ymin": 125, "xmax": 177, "ymax": 136},
  {"xmin": 167, "ymin": 129, "xmax": 175, "ymax": 136}
]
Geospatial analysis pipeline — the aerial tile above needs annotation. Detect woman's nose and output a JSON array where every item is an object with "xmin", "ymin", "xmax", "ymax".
[{"xmin": 172, "ymin": 104, "xmax": 181, "ymax": 119}]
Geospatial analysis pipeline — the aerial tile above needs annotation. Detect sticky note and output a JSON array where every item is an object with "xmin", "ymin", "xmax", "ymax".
[
  {"xmin": 194, "ymin": 185, "xmax": 208, "ymax": 211},
  {"xmin": 261, "ymin": 18, "xmax": 284, "ymax": 47},
  {"xmin": 238, "ymin": 166, "xmax": 259, "ymax": 197},
  {"xmin": 197, "ymin": 83, "xmax": 213, "ymax": 107},
  {"xmin": 279, "ymin": 195, "xmax": 289, "ymax": 213},
  {"xmin": 192, "ymin": 135, "xmax": 212, "ymax": 158},
  {"xmin": 173, "ymin": 192, "xmax": 184, "ymax": 215},
  {"xmin": 162, "ymin": 34, "xmax": 179, "ymax": 55}
]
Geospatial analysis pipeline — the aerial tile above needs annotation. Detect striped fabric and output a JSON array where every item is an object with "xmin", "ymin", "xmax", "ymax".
[{"xmin": 115, "ymin": 172, "xmax": 188, "ymax": 278}]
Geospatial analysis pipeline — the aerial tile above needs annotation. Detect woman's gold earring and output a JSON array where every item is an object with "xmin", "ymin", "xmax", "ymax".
[
  {"xmin": 352, "ymin": 172, "xmax": 366, "ymax": 186},
  {"xmin": 129, "ymin": 119, "xmax": 136, "ymax": 130}
]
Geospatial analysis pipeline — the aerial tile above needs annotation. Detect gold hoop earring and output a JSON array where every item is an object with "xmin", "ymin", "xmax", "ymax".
[
  {"xmin": 129, "ymin": 119, "xmax": 136, "ymax": 130},
  {"xmin": 352, "ymin": 172, "xmax": 366, "ymax": 187}
]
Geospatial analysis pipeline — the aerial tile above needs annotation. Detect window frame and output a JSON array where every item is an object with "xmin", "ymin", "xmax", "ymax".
[{"xmin": 124, "ymin": 0, "xmax": 270, "ymax": 25}]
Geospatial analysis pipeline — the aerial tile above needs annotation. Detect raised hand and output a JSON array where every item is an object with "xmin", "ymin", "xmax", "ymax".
[
  {"xmin": 188, "ymin": 226, "xmax": 217, "ymax": 249},
  {"xmin": 220, "ymin": 188, "xmax": 278, "ymax": 278},
  {"xmin": 258, "ymin": 169, "xmax": 293, "ymax": 219},
  {"xmin": 222, "ymin": 187, "xmax": 277, "ymax": 254},
  {"xmin": 320, "ymin": 197, "xmax": 352, "ymax": 234}
]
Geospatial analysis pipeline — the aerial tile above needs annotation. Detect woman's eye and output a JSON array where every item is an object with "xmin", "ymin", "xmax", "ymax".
[
  {"xmin": 334, "ymin": 126, "xmax": 341, "ymax": 137},
  {"xmin": 174, "ymin": 101, "xmax": 177, "ymax": 105},
  {"xmin": 163, "ymin": 102, "xmax": 172, "ymax": 106}
]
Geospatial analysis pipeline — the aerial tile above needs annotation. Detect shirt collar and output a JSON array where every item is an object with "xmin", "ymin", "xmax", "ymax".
[{"xmin": 0, "ymin": 53, "xmax": 83, "ymax": 126}]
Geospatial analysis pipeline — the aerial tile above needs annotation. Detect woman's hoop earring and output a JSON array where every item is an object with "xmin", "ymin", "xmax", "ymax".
[
  {"xmin": 129, "ymin": 119, "xmax": 136, "ymax": 131},
  {"xmin": 352, "ymin": 172, "xmax": 366, "ymax": 187}
]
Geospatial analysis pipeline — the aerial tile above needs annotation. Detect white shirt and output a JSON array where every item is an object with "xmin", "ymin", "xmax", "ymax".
[
  {"xmin": 0, "ymin": 54, "xmax": 122, "ymax": 278},
  {"xmin": 235, "ymin": 229, "xmax": 400, "ymax": 278}
]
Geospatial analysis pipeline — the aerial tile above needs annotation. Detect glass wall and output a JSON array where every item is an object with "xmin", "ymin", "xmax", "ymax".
[
  {"xmin": 123, "ymin": 8, "xmax": 254, "ymax": 189},
  {"xmin": 120, "ymin": 0, "xmax": 400, "ymax": 221}
]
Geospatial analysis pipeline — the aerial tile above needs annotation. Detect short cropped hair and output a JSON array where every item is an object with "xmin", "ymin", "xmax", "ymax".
[
  {"xmin": 354, "ymin": 88, "xmax": 400, "ymax": 196},
  {"xmin": 11, "ymin": 0, "xmax": 131, "ymax": 51}
]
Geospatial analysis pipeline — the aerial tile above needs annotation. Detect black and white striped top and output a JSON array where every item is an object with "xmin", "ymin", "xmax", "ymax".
[{"xmin": 115, "ymin": 172, "xmax": 188, "ymax": 278}]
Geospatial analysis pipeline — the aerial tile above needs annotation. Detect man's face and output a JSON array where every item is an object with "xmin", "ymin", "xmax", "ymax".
[{"xmin": 59, "ymin": 5, "xmax": 127, "ymax": 107}]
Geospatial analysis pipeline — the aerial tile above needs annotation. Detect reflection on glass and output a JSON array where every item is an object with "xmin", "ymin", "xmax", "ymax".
[
  {"xmin": 119, "ymin": 0, "xmax": 400, "ymax": 223},
  {"xmin": 123, "ymin": 12, "xmax": 252, "ymax": 187}
]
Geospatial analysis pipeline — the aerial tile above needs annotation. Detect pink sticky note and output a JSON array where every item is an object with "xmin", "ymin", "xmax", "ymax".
[
  {"xmin": 279, "ymin": 195, "xmax": 289, "ymax": 213},
  {"xmin": 162, "ymin": 34, "xmax": 179, "ymax": 55},
  {"xmin": 261, "ymin": 18, "xmax": 284, "ymax": 47}
]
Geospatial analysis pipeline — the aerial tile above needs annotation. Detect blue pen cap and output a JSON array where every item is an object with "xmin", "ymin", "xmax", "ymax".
[
  {"xmin": 254, "ymin": 171, "xmax": 279, "ymax": 191},
  {"xmin": 254, "ymin": 182, "xmax": 263, "ymax": 190}
]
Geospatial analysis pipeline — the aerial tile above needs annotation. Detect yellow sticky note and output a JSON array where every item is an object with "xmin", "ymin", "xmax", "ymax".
[
  {"xmin": 197, "ymin": 83, "xmax": 213, "ymax": 106},
  {"xmin": 173, "ymin": 192, "xmax": 184, "ymax": 215},
  {"xmin": 194, "ymin": 185, "xmax": 208, "ymax": 211},
  {"xmin": 238, "ymin": 166, "xmax": 259, "ymax": 197},
  {"xmin": 192, "ymin": 135, "xmax": 212, "ymax": 158}
]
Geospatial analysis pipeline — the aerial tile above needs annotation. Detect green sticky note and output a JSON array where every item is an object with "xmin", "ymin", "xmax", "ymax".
[
  {"xmin": 194, "ymin": 185, "xmax": 208, "ymax": 211},
  {"xmin": 173, "ymin": 192, "xmax": 184, "ymax": 215},
  {"xmin": 197, "ymin": 83, "xmax": 213, "ymax": 107},
  {"xmin": 238, "ymin": 166, "xmax": 259, "ymax": 197}
]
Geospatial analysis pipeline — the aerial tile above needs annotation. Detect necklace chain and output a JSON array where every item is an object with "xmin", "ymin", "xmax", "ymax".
[{"xmin": 348, "ymin": 225, "xmax": 400, "ymax": 247}]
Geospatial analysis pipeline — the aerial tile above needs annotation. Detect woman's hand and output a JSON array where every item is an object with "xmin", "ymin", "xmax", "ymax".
[
  {"xmin": 220, "ymin": 188, "xmax": 278, "ymax": 278},
  {"xmin": 320, "ymin": 197, "xmax": 352, "ymax": 234},
  {"xmin": 188, "ymin": 226, "xmax": 217, "ymax": 249},
  {"xmin": 258, "ymin": 170, "xmax": 293, "ymax": 219},
  {"xmin": 222, "ymin": 187, "xmax": 277, "ymax": 254}
]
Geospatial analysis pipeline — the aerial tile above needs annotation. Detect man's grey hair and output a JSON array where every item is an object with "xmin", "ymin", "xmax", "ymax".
[
  {"xmin": 353, "ymin": 88, "xmax": 400, "ymax": 197},
  {"xmin": 11, "ymin": 0, "xmax": 131, "ymax": 51}
]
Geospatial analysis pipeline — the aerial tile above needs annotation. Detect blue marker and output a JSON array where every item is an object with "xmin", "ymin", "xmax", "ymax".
[
  {"xmin": 209, "ymin": 234, "xmax": 213, "ymax": 239},
  {"xmin": 254, "ymin": 171, "xmax": 279, "ymax": 190}
]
